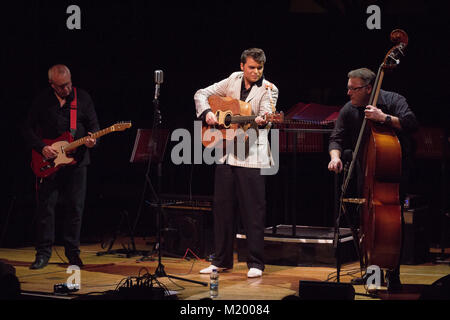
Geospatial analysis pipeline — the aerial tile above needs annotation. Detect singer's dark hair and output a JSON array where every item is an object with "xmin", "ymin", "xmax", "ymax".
[{"xmin": 241, "ymin": 48, "xmax": 266, "ymax": 65}]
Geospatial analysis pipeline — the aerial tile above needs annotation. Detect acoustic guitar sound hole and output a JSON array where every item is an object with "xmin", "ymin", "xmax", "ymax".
[{"xmin": 224, "ymin": 113, "xmax": 232, "ymax": 127}]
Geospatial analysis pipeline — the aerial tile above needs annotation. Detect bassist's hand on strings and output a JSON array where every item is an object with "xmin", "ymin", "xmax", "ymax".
[
  {"xmin": 365, "ymin": 105, "xmax": 402, "ymax": 129},
  {"xmin": 364, "ymin": 105, "xmax": 386, "ymax": 122}
]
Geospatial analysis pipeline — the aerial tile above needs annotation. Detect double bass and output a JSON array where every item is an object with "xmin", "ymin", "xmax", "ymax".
[{"xmin": 344, "ymin": 29, "xmax": 409, "ymax": 271}]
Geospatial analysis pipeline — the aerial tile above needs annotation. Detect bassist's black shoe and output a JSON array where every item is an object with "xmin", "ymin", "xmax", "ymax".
[{"xmin": 386, "ymin": 270, "xmax": 402, "ymax": 292}]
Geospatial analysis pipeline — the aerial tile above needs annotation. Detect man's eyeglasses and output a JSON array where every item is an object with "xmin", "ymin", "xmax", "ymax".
[{"xmin": 347, "ymin": 84, "xmax": 369, "ymax": 91}]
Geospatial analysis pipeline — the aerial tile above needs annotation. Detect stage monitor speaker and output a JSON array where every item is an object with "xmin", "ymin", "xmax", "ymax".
[
  {"xmin": 298, "ymin": 280, "xmax": 355, "ymax": 300},
  {"xmin": 162, "ymin": 202, "xmax": 213, "ymax": 259},
  {"xmin": 419, "ymin": 274, "xmax": 450, "ymax": 300},
  {"xmin": 0, "ymin": 261, "xmax": 20, "ymax": 299}
]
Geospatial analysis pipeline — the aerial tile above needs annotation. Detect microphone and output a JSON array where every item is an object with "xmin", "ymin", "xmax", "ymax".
[
  {"xmin": 154, "ymin": 70, "xmax": 163, "ymax": 100},
  {"xmin": 155, "ymin": 70, "xmax": 163, "ymax": 84}
]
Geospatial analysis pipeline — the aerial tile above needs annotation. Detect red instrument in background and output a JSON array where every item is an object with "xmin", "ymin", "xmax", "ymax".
[{"xmin": 31, "ymin": 122, "xmax": 132, "ymax": 178}]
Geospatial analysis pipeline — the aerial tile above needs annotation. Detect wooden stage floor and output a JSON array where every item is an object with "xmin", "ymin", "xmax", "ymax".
[{"xmin": 1, "ymin": 238, "xmax": 449, "ymax": 301}]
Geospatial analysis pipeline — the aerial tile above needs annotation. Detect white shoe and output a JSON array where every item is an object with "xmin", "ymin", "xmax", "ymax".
[
  {"xmin": 199, "ymin": 265, "xmax": 226, "ymax": 274},
  {"xmin": 247, "ymin": 268, "xmax": 263, "ymax": 278}
]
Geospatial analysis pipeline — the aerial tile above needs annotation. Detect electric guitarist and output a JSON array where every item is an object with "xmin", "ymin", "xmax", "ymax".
[{"xmin": 22, "ymin": 64, "xmax": 100, "ymax": 270}]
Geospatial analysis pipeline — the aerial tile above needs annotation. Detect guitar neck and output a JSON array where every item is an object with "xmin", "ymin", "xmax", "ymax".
[
  {"xmin": 230, "ymin": 115, "xmax": 257, "ymax": 123},
  {"xmin": 64, "ymin": 126, "xmax": 112, "ymax": 152}
]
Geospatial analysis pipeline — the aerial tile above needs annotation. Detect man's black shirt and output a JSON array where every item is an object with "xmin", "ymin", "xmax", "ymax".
[
  {"xmin": 22, "ymin": 87, "xmax": 100, "ymax": 167},
  {"xmin": 329, "ymin": 89, "xmax": 419, "ymax": 197},
  {"xmin": 240, "ymin": 76, "xmax": 263, "ymax": 102},
  {"xmin": 329, "ymin": 89, "xmax": 419, "ymax": 159}
]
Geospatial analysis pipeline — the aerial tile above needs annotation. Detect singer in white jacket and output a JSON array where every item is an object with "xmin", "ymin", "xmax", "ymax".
[{"xmin": 194, "ymin": 48, "xmax": 278, "ymax": 278}]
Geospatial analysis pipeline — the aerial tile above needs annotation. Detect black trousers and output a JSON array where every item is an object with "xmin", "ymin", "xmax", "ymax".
[
  {"xmin": 35, "ymin": 165, "xmax": 87, "ymax": 259},
  {"xmin": 212, "ymin": 164, "xmax": 266, "ymax": 271}
]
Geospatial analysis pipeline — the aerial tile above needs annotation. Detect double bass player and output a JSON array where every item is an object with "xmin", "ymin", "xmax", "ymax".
[{"xmin": 328, "ymin": 67, "xmax": 418, "ymax": 290}]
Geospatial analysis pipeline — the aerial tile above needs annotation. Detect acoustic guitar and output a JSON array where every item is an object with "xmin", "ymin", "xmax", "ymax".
[{"xmin": 202, "ymin": 95, "xmax": 284, "ymax": 148}]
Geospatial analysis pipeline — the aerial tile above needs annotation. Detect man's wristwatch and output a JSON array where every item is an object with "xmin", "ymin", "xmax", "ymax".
[{"xmin": 382, "ymin": 115, "xmax": 392, "ymax": 125}]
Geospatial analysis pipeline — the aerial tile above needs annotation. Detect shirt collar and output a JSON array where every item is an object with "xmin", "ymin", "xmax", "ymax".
[
  {"xmin": 241, "ymin": 75, "xmax": 264, "ymax": 91},
  {"xmin": 51, "ymin": 88, "xmax": 75, "ymax": 107}
]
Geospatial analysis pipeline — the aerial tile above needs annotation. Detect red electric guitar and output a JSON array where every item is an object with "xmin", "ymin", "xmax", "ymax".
[{"xmin": 31, "ymin": 121, "xmax": 132, "ymax": 178}]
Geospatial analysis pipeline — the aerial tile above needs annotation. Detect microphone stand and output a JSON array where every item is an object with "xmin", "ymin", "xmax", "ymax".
[{"xmin": 142, "ymin": 76, "xmax": 207, "ymax": 287}]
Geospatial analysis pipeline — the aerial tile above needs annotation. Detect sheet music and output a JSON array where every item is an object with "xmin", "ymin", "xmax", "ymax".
[{"xmin": 129, "ymin": 128, "xmax": 169, "ymax": 163}]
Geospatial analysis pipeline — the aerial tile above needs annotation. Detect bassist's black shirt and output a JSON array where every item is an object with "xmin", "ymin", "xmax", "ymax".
[
  {"xmin": 328, "ymin": 89, "xmax": 419, "ymax": 197},
  {"xmin": 329, "ymin": 89, "xmax": 418, "ymax": 159},
  {"xmin": 22, "ymin": 87, "xmax": 100, "ymax": 167}
]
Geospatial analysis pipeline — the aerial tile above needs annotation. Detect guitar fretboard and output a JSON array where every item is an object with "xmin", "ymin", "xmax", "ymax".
[
  {"xmin": 64, "ymin": 126, "xmax": 114, "ymax": 152},
  {"xmin": 230, "ymin": 115, "xmax": 257, "ymax": 123}
]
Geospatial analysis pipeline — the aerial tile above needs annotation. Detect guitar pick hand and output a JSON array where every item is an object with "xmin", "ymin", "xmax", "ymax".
[
  {"xmin": 42, "ymin": 145, "xmax": 58, "ymax": 159},
  {"xmin": 205, "ymin": 111, "xmax": 218, "ymax": 125}
]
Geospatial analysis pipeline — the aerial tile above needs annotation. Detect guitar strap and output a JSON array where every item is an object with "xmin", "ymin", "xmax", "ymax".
[
  {"xmin": 35, "ymin": 87, "xmax": 77, "ymax": 185},
  {"xmin": 264, "ymin": 81, "xmax": 276, "ymax": 164},
  {"xmin": 264, "ymin": 81, "xmax": 276, "ymax": 131},
  {"xmin": 264, "ymin": 81, "xmax": 276, "ymax": 113},
  {"xmin": 70, "ymin": 87, "xmax": 78, "ymax": 137}
]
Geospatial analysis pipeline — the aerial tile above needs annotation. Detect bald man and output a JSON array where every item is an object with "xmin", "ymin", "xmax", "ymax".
[{"xmin": 23, "ymin": 64, "xmax": 100, "ymax": 269}]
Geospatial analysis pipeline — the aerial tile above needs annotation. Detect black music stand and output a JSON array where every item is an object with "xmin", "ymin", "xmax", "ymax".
[
  {"xmin": 131, "ymin": 98, "xmax": 206, "ymax": 287},
  {"xmin": 96, "ymin": 129, "xmax": 169, "ymax": 258},
  {"xmin": 131, "ymin": 128, "xmax": 170, "ymax": 257},
  {"xmin": 129, "ymin": 128, "xmax": 169, "ymax": 164},
  {"xmin": 130, "ymin": 128, "xmax": 184, "ymax": 259}
]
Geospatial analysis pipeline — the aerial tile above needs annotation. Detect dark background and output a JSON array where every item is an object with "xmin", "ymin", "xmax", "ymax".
[{"xmin": 1, "ymin": 1, "xmax": 449, "ymax": 247}]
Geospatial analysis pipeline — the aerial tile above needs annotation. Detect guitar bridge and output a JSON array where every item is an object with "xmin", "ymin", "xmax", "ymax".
[{"xmin": 41, "ymin": 163, "xmax": 55, "ymax": 171}]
